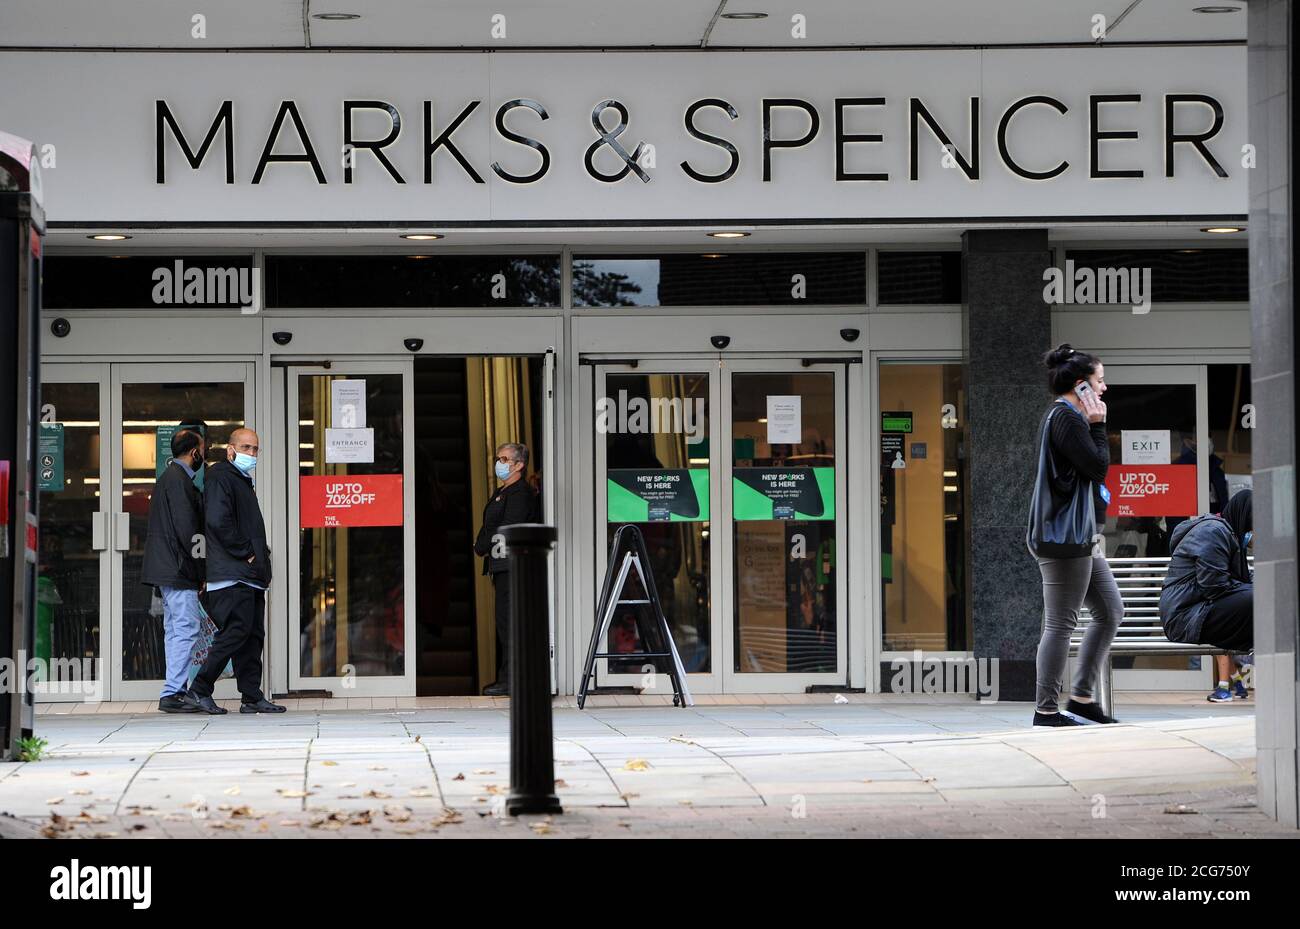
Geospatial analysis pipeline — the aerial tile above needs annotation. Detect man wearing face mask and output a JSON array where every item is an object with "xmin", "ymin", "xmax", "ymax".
[
  {"xmin": 186, "ymin": 427, "xmax": 285, "ymax": 714},
  {"xmin": 140, "ymin": 427, "xmax": 206, "ymax": 713},
  {"xmin": 473, "ymin": 442, "xmax": 541, "ymax": 696}
]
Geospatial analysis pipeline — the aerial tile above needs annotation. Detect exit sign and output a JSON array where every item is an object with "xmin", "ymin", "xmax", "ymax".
[{"xmin": 881, "ymin": 411, "xmax": 913, "ymax": 434}]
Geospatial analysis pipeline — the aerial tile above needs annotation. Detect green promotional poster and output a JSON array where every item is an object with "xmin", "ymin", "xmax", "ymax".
[
  {"xmin": 156, "ymin": 423, "xmax": 207, "ymax": 489},
  {"xmin": 733, "ymin": 467, "xmax": 835, "ymax": 521},
  {"xmin": 38, "ymin": 423, "xmax": 64, "ymax": 492},
  {"xmin": 607, "ymin": 468, "xmax": 709, "ymax": 522}
]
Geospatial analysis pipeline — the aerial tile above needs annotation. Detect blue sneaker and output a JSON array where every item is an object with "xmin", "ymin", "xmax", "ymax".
[
  {"xmin": 1231, "ymin": 678, "xmax": 1250, "ymax": 699},
  {"xmin": 1207, "ymin": 687, "xmax": 1233, "ymax": 703}
]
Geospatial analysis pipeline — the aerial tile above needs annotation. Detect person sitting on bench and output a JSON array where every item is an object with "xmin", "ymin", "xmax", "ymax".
[{"xmin": 1159, "ymin": 489, "xmax": 1253, "ymax": 703}]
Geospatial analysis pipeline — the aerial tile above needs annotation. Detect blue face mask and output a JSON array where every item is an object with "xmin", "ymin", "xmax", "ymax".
[
  {"xmin": 233, "ymin": 452, "xmax": 258, "ymax": 476},
  {"xmin": 494, "ymin": 460, "xmax": 513, "ymax": 482}
]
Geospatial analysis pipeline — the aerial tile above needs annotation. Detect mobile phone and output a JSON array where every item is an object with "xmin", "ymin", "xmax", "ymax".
[{"xmin": 1074, "ymin": 381, "xmax": 1095, "ymax": 402}]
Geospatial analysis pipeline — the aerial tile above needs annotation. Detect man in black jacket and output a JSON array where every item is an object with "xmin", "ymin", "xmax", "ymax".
[
  {"xmin": 186, "ymin": 428, "xmax": 285, "ymax": 715},
  {"xmin": 474, "ymin": 442, "xmax": 541, "ymax": 696},
  {"xmin": 1159, "ymin": 490, "xmax": 1253, "ymax": 699},
  {"xmin": 140, "ymin": 428, "xmax": 206, "ymax": 713}
]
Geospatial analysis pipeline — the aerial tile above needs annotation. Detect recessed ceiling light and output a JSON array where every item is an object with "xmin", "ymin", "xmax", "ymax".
[
  {"xmin": 312, "ymin": 12, "xmax": 361, "ymax": 21},
  {"xmin": 87, "ymin": 234, "xmax": 131, "ymax": 241},
  {"xmin": 1201, "ymin": 226, "xmax": 1243, "ymax": 234},
  {"xmin": 707, "ymin": 231, "xmax": 750, "ymax": 238},
  {"xmin": 700, "ymin": 253, "xmax": 726, "ymax": 259},
  {"xmin": 406, "ymin": 255, "xmax": 431, "ymax": 260},
  {"xmin": 721, "ymin": 12, "xmax": 769, "ymax": 19},
  {"xmin": 401, "ymin": 233, "xmax": 443, "ymax": 241},
  {"xmin": 1192, "ymin": 6, "xmax": 1241, "ymax": 13}
]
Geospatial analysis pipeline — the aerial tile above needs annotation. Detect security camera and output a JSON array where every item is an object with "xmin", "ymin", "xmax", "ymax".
[
  {"xmin": 271, "ymin": 331, "xmax": 293, "ymax": 346},
  {"xmin": 404, "ymin": 338, "xmax": 424, "ymax": 352},
  {"xmin": 49, "ymin": 318, "xmax": 71, "ymax": 338},
  {"xmin": 840, "ymin": 328, "xmax": 860, "ymax": 343},
  {"xmin": 710, "ymin": 335, "xmax": 731, "ymax": 350}
]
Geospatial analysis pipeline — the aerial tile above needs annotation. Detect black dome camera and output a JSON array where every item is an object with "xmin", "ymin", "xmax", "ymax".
[
  {"xmin": 404, "ymin": 337, "xmax": 424, "ymax": 353},
  {"xmin": 840, "ymin": 328, "xmax": 860, "ymax": 343},
  {"xmin": 50, "ymin": 317, "xmax": 71, "ymax": 338},
  {"xmin": 271, "ymin": 331, "xmax": 293, "ymax": 346},
  {"xmin": 710, "ymin": 335, "xmax": 730, "ymax": 350}
]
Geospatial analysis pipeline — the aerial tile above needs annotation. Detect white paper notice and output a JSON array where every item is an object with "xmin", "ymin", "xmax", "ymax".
[
  {"xmin": 331, "ymin": 380, "xmax": 367, "ymax": 429},
  {"xmin": 766, "ymin": 395, "xmax": 802, "ymax": 445},
  {"xmin": 1121, "ymin": 429, "xmax": 1171, "ymax": 465},
  {"xmin": 325, "ymin": 428, "xmax": 375, "ymax": 464}
]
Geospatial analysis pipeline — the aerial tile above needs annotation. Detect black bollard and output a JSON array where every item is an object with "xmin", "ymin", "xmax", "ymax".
[{"xmin": 503, "ymin": 523, "xmax": 562, "ymax": 816}]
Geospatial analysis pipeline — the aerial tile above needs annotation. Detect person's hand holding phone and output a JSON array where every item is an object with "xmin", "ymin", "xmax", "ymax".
[{"xmin": 1075, "ymin": 382, "xmax": 1106, "ymax": 423}]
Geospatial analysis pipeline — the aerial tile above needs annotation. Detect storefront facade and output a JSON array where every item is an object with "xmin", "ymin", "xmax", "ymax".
[{"xmin": 0, "ymin": 39, "xmax": 1251, "ymax": 701}]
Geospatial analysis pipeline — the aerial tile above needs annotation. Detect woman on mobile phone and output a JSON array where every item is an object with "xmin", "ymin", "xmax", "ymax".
[{"xmin": 1026, "ymin": 344, "xmax": 1123, "ymax": 726}]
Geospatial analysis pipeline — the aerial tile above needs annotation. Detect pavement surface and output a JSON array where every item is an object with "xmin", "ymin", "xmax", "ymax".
[{"xmin": 3, "ymin": 695, "xmax": 1296, "ymax": 839}]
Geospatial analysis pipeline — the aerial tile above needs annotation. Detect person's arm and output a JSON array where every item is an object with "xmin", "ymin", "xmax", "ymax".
[
  {"xmin": 1194, "ymin": 527, "xmax": 1247, "ymax": 599},
  {"xmin": 205, "ymin": 474, "xmax": 254, "ymax": 560},
  {"xmin": 473, "ymin": 502, "xmax": 496, "ymax": 556},
  {"xmin": 500, "ymin": 486, "xmax": 536, "ymax": 528},
  {"xmin": 1051, "ymin": 412, "xmax": 1109, "ymax": 483},
  {"xmin": 168, "ymin": 476, "xmax": 201, "ymax": 557}
]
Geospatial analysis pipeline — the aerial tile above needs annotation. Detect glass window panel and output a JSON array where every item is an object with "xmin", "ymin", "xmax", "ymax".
[
  {"xmin": 876, "ymin": 251, "xmax": 962, "ymax": 305},
  {"xmin": 36, "ymin": 382, "xmax": 101, "ymax": 689},
  {"xmin": 732, "ymin": 372, "xmax": 837, "ymax": 673},
  {"xmin": 44, "ymin": 256, "xmax": 255, "ymax": 309},
  {"xmin": 603, "ymin": 373, "xmax": 711, "ymax": 674},
  {"xmin": 878, "ymin": 364, "xmax": 968, "ymax": 652},
  {"xmin": 120, "ymin": 380, "xmax": 245, "ymax": 681},
  {"xmin": 298, "ymin": 373, "xmax": 406, "ymax": 678},
  {"xmin": 1064, "ymin": 249, "xmax": 1248, "ymax": 302}
]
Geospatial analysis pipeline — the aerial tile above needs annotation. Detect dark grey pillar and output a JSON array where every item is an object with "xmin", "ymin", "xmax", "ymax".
[
  {"xmin": 962, "ymin": 229, "xmax": 1052, "ymax": 702},
  {"xmin": 1248, "ymin": 0, "xmax": 1297, "ymax": 829}
]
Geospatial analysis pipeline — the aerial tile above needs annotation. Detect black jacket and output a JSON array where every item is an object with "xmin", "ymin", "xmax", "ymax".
[
  {"xmin": 140, "ymin": 461, "xmax": 205, "ymax": 589},
  {"xmin": 474, "ymin": 479, "xmax": 541, "ymax": 575},
  {"xmin": 1160, "ymin": 492, "xmax": 1253, "ymax": 644},
  {"xmin": 204, "ymin": 459, "xmax": 272, "ymax": 586},
  {"xmin": 1044, "ymin": 400, "xmax": 1110, "ymax": 525}
]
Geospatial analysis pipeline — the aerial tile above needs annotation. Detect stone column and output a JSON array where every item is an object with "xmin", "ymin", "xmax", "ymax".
[
  {"xmin": 962, "ymin": 229, "xmax": 1052, "ymax": 702},
  {"xmin": 1248, "ymin": 0, "xmax": 1298, "ymax": 829}
]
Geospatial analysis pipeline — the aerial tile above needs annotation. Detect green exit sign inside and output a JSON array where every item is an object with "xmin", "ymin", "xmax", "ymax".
[{"xmin": 881, "ymin": 412, "xmax": 913, "ymax": 434}]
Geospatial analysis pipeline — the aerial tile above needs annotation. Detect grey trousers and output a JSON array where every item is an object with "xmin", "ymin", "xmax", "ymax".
[{"xmin": 1034, "ymin": 553, "xmax": 1123, "ymax": 714}]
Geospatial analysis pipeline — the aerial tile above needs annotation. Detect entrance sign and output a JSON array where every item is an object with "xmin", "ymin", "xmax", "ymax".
[
  {"xmin": 0, "ymin": 48, "xmax": 1245, "ymax": 223},
  {"xmin": 733, "ymin": 467, "xmax": 834, "ymax": 520},
  {"xmin": 1104, "ymin": 464, "xmax": 1197, "ymax": 517},
  {"xmin": 324, "ymin": 427, "xmax": 375, "ymax": 463},
  {"xmin": 299, "ymin": 474, "xmax": 403, "ymax": 527},
  {"xmin": 607, "ymin": 468, "xmax": 708, "ymax": 522},
  {"xmin": 1121, "ymin": 429, "xmax": 1171, "ymax": 465},
  {"xmin": 38, "ymin": 424, "xmax": 64, "ymax": 492}
]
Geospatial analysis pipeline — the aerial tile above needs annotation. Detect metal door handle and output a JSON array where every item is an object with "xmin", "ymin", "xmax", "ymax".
[
  {"xmin": 114, "ymin": 512, "xmax": 130, "ymax": 551},
  {"xmin": 91, "ymin": 512, "xmax": 108, "ymax": 551}
]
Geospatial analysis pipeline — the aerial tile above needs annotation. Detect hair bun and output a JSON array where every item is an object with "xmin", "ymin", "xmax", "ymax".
[{"xmin": 1044, "ymin": 343, "xmax": 1075, "ymax": 368}]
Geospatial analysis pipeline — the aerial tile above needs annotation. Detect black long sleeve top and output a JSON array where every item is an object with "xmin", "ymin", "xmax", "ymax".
[{"xmin": 1046, "ymin": 401, "xmax": 1110, "ymax": 523}]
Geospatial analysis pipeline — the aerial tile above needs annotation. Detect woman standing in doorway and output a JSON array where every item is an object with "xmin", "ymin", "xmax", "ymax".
[{"xmin": 1026, "ymin": 344, "xmax": 1124, "ymax": 726}]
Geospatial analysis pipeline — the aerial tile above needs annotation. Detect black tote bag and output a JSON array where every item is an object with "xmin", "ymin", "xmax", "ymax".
[{"xmin": 1026, "ymin": 402, "xmax": 1097, "ymax": 558}]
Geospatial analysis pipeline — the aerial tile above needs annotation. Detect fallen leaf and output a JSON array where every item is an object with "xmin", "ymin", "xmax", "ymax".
[
  {"xmin": 223, "ymin": 786, "xmax": 241, "ymax": 796},
  {"xmin": 484, "ymin": 784, "xmax": 503, "ymax": 795},
  {"xmin": 530, "ymin": 822, "xmax": 554, "ymax": 835},
  {"xmin": 1164, "ymin": 805, "xmax": 1200, "ymax": 815},
  {"xmin": 834, "ymin": 694, "xmax": 849, "ymax": 704},
  {"xmin": 413, "ymin": 734, "xmax": 422, "ymax": 743},
  {"xmin": 408, "ymin": 788, "xmax": 434, "ymax": 797},
  {"xmin": 383, "ymin": 805, "xmax": 412, "ymax": 822},
  {"xmin": 623, "ymin": 759, "xmax": 651, "ymax": 772},
  {"xmin": 321, "ymin": 760, "xmax": 338, "ymax": 767},
  {"xmin": 277, "ymin": 789, "xmax": 312, "ymax": 798},
  {"xmin": 278, "ymin": 819, "xmax": 300, "ymax": 827},
  {"xmin": 339, "ymin": 781, "xmax": 357, "ymax": 788},
  {"xmin": 250, "ymin": 768, "xmax": 270, "ymax": 775},
  {"xmin": 69, "ymin": 788, "xmax": 92, "ymax": 796},
  {"xmin": 364, "ymin": 790, "xmax": 391, "ymax": 799},
  {"xmin": 472, "ymin": 769, "xmax": 495, "ymax": 775},
  {"xmin": 71, "ymin": 771, "xmax": 90, "ymax": 777},
  {"xmin": 368, "ymin": 765, "xmax": 387, "ymax": 771},
  {"xmin": 452, "ymin": 773, "xmax": 465, "ymax": 781},
  {"xmin": 553, "ymin": 779, "xmax": 569, "ymax": 788},
  {"xmin": 208, "ymin": 821, "xmax": 243, "ymax": 831},
  {"xmin": 45, "ymin": 798, "xmax": 64, "ymax": 805}
]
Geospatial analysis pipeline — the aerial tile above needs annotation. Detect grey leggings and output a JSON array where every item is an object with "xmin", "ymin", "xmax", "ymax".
[{"xmin": 1034, "ymin": 553, "xmax": 1124, "ymax": 713}]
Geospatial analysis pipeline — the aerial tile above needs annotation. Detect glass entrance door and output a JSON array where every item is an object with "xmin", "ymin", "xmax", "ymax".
[
  {"xmin": 1095, "ymin": 364, "xmax": 1211, "ymax": 692},
  {"xmin": 591, "ymin": 359, "xmax": 848, "ymax": 694},
  {"xmin": 287, "ymin": 362, "xmax": 415, "ymax": 697},
  {"xmin": 37, "ymin": 362, "xmax": 254, "ymax": 703}
]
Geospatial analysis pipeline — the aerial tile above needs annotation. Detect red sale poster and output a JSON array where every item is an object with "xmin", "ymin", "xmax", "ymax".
[
  {"xmin": 1104, "ymin": 464, "xmax": 1198, "ymax": 518},
  {"xmin": 300, "ymin": 474, "xmax": 404, "ymax": 528}
]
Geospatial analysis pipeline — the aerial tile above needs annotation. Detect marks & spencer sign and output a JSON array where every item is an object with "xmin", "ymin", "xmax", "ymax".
[{"xmin": 0, "ymin": 48, "xmax": 1246, "ymax": 223}]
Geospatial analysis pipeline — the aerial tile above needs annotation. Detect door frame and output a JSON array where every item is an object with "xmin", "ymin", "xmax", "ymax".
[
  {"xmin": 1097, "ymin": 363, "xmax": 1212, "ymax": 692},
  {"xmin": 284, "ymin": 360, "xmax": 417, "ymax": 697},
  {"xmin": 110, "ymin": 361, "xmax": 253, "ymax": 702}
]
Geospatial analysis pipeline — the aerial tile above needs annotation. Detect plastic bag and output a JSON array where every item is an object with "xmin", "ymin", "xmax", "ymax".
[{"xmin": 186, "ymin": 600, "xmax": 234, "ymax": 685}]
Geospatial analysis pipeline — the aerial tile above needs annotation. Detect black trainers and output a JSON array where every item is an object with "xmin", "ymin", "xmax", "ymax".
[
  {"xmin": 158, "ymin": 693, "xmax": 200, "ymax": 714},
  {"xmin": 482, "ymin": 681, "xmax": 510, "ymax": 696},
  {"xmin": 1033, "ymin": 711, "xmax": 1083, "ymax": 727},
  {"xmin": 239, "ymin": 698, "xmax": 286, "ymax": 714},
  {"xmin": 1067, "ymin": 698, "xmax": 1119, "ymax": 724},
  {"xmin": 184, "ymin": 691, "xmax": 228, "ymax": 715}
]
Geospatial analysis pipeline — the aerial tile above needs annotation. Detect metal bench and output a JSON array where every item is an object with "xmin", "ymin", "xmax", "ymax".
[{"xmin": 1068, "ymin": 556, "xmax": 1237, "ymax": 719}]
